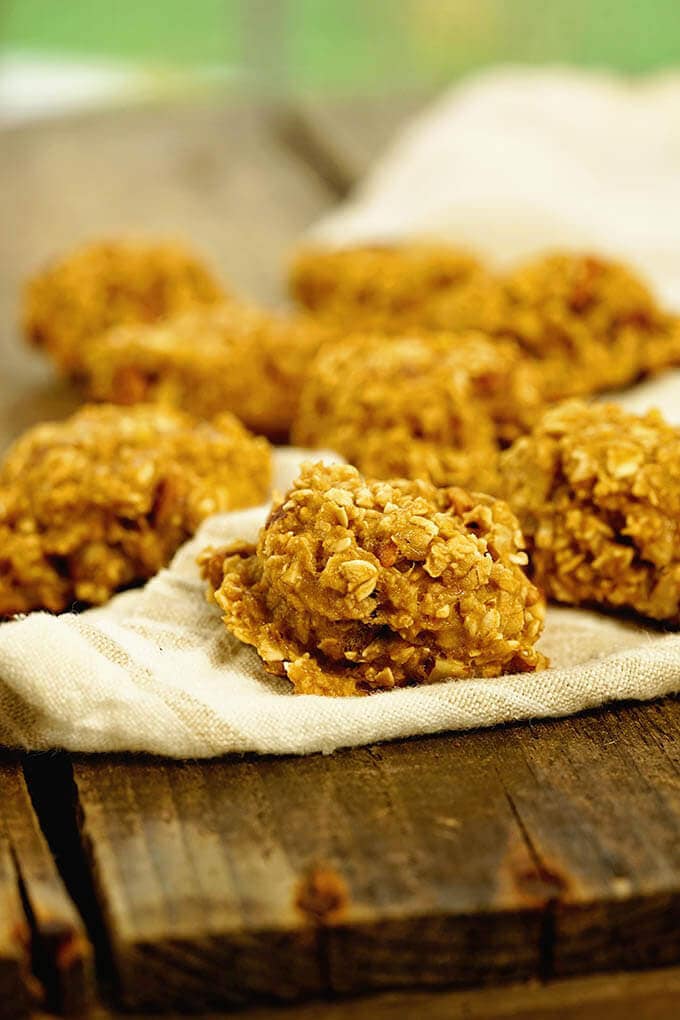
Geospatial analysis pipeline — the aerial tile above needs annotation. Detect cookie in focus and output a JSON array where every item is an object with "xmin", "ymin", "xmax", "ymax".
[{"xmin": 200, "ymin": 462, "xmax": 548, "ymax": 696}]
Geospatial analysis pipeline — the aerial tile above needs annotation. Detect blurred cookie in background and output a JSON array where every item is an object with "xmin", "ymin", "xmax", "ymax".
[
  {"xmin": 293, "ymin": 330, "xmax": 546, "ymax": 490},
  {"xmin": 81, "ymin": 301, "xmax": 335, "ymax": 442},
  {"xmin": 0, "ymin": 402, "xmax": 271, "ymax": 615},
  {"xmin": 23, "ymin": 237, "xmax": 227, "ymax": 377}
]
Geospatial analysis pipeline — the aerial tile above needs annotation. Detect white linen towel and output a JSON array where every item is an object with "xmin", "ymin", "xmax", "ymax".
[{"xmin": 2, "ymin": 67, "xmax": 680, "ymax": 756}]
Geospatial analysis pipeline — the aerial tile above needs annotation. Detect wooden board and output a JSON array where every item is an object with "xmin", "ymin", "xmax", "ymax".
[
  {"xmin": 0, "ymin": 824, "xmax": 31, "ymax": 1019},
  {"xmin": 71, "ymin": 744, "xmax": 544, "ymax": 1011},
  {"xmin": 0, "ymin": 759, "xmax": 96, "ymax": 1017},
  {"xmin": 0, "ymin": 762, "xmax": 95, "ymax": 1015},
  {"xmin": 70, "ymin": 696, "xmax": 680, "ymax": 1011},
  {"xmin": 51, "ymin": 964, "xmax": 680, "ymax": 1020}
]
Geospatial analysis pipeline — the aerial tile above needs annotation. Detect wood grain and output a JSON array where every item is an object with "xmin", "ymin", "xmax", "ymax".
[
  {"xmin": 71, "ymin": 697, "xmax": 680, "ymax": 1010},
  {"xmin": 71, "ymin": 745, "xmax": 543, "ymax": 1010},
  {"xmin": 0, "ymin": 763, "xmax": 94, "ymax": 1015},
  {"xmin": 73, "ymin": 758, "xmax": 325, "ymax": 1010},
  {"xmin": 0, "ymin": 821, "xmax": 31, "ymax": 1019},
  {"xmin": 64, "ymin": 964, "xmax": 680, "ymax": 1020},
  {"xmin": 71, "ymin": 730, "xmax": 546, "ymax": 1007},
  {"xmin": 484, "ymin": 701, "xmax": 680, "ymax": 977}
]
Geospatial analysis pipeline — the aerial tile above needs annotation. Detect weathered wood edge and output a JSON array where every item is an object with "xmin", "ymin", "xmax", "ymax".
[
  {"xmin": 0, "ymin": 830, "xmax": 32, "ymax": 1018},
  {"xmin": 29, "ymin": 962, "xmax": 680, "ymax": 1020},
  {"xmin": 67, "ymin": 734, "xmax": 556, "ymax": 1010},
  {"xmin": 68, "ymin": 698, "xmax": 680, "ymax": 1011},
  {"xmin": 0, "ymin": 761, "xmax": 95, "ymax": 1015}
]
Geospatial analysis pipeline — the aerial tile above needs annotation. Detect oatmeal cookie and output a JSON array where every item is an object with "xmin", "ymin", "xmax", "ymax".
[
  {"xmin": 292, "ymin": 246, "xmax": 680, "ymax": 400},
  {"xmin": 498, "ymin": 401, "xmax": 680, "ymax": 622},
  {"xmin": 81, "ymin": 302, "xmax": 334, "ymax": 442},
  {"xmin": 201, "ymin": 462, "xmax": 547, "ymax": 695},
  {"xmin": 292, "ymin": 332, "xmax": 545, "ymax": 488},
  {"xmin": 0, "ymin": 404, "xmax": 270, "ymax": 615},
  {"xmin": 23, "ymin": 238, "xmax": 226, "ymax": 376},
  {"xmin": 289, "ymin": 242, "xmax": 507, "ymax": 334},
  {"xmin": 500, "ymin": 253, "xmax": 680, "ymax": 397}
]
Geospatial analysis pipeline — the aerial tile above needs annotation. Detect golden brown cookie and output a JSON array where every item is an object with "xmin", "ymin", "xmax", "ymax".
[
  {"xmin": 289, "ymin": 242, "xmax": 506, "ymax": 334},
  {"xmin": 498, "ymin": 400, "xmax": 680, "ymax": 622},
  {"xmin": 291, "ymin": 246, "xmax": 680, "ymax": 401},
  {"xmin": 201, "ymin": 462, "xmax": 547, "ymax": 696},
  {"xmin": 0, "ymin": 403, "xmax": 271, "ymax": 615},
  {"xmin": 500, "ymin": 253, "xmax": 680, "ymax": 396},
  {"xmin": 292, "ymin": 331, "xmax": 545, "ymax": 488},
  {"xmin": 23, "ymin": 238, "xmax": 226, "ymax": 376},
  {"xmin": 81, "ymin": 302, "xmax": 334, "ymax": 442}
]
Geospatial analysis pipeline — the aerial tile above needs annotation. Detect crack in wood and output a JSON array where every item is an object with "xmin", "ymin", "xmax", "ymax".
[
  {"xmin": 9, "ymin": 843, "xmax": 67, "ymax": 1013},
  {"xmin": 1, "ymin": 756, "xmax": 97, "ymax": 1017},
  {"xmin": 503, "ymin": 789, "xmax": 564, "ymax": 982},
  {"xmin": 19, "ymin": 755, "xmax": 103, "ymax": 1013},
  {"xmin": 0, "ymin": 830, "xmax": 32, "ymax": 1019}
]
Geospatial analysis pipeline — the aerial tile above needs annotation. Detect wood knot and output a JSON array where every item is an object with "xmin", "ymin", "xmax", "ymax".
[{"xmin": 295, "ymin": 865, "xmax": 348, "ymax": 925}]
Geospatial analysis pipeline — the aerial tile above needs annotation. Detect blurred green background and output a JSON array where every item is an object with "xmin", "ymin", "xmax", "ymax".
[{"xmin": 3, "ymin": 0, "xmax": 680, "ymax": 95}]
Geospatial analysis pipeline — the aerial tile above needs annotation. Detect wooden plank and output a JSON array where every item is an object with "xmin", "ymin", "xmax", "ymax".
[
  {"xmin": 71, "ymin": 758, "xmax": 325, "ymax": 1011},
  {"xmin": 0, "ymin": 763, "xmax": 94, "ymax": 1015},
  {"xmin": 0, "ymin": 98, "xmax": 331, "ymax": 452},
  {"xmin": 265, "ymin": 740, "xmax": 546, "ymax": 994},
  {"xmin": 486, "ymin": 700, "xmax": 680, "ymax": 976},
  {"xmin": 0, "ymin": 843, "xmax": 31, "ymax": 1019},
  {"xmin": 70, "ymin": 699, "xmax": 680, "ymax": 1010},
  {"xmin": 0, "ymin": 768, "xmax": 37, "ymax": 1019},
  {"xmin": 62, "ymin": 964, "xmax": 680, "ymax": 1020},
  {"xmin": 71, "ymin": 748, "xmax": 545, "ymax": 1010}
]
